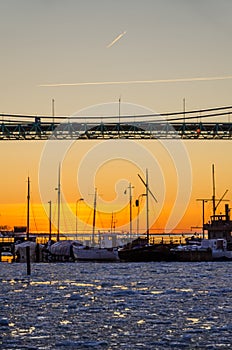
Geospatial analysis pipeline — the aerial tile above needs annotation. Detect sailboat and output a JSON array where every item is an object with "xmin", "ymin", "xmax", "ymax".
[
  {"xmin": 14, "ymin": 177, "xmax": 43, "ymax": 263},
  {"xmin": 72, "ymin": 188, "xmax": 119, "ymax": 261}
]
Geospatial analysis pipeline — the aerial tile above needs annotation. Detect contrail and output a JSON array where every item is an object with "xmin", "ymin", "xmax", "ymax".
[
  {"xmin": 107, "ymin": 31, "xmax": 127, "ymax": 48},
  {"xmin": 39, "ymin": 75, "xmax": 232, "ymax": 87}
]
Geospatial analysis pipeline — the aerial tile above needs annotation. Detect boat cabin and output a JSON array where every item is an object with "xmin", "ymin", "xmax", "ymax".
[{"xmin": 204, "ymin": 205, "xmax": 232, "ymax": 246}]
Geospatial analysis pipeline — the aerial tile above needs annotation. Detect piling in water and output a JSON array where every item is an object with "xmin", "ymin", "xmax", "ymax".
[{"xmin": 26, "ymin": 246, "xmax": 31, "ymax": 275}]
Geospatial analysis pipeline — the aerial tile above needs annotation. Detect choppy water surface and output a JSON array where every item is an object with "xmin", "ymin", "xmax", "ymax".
[{"xmin": 0, "ymin": 262, "xmax": 232, "ymax": 349}]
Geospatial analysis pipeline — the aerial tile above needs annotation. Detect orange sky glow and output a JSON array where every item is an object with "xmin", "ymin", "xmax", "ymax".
[
  {"xmin": 0, "ymin": 1, "xmax": 232, "ymax": 238},
  {"xmin": 0, "ymin": 139, "xmax": 231, "ymax": 236}
]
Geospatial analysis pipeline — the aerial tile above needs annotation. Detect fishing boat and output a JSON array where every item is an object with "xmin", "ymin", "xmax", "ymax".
[
  {"xmin": 73, "ymin": 188, "xmax": 119, "ymax": 262},
  {"xmin": 201, "ymin": 164, "xmax": 232, "ymax": 260},
  {"xmin": 171, "ymin": 164, "xmax": 232, "ymax": 261},
  {"xmin": 202, "ymin": 207, "xmax": 232, "ymax": 261},
  {"xmin": 201, "ymin": 238, "xmax": 232, "ymax": 261},
  {"xmin": 169, "ymin": 241, "xmax": 212, "ymax": 262},
  {"xmin": 169, "ymin": 236, "xmax": 232, "ymax": 262},
  {"xmin": 118, "ymin": 165, "xmax": 232, "ymax": 262}
]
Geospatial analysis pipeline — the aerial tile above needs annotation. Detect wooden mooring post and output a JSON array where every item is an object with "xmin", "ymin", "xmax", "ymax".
[{"xmin": 26, "ymin": 246, "xmax": 31, "ymax": 275}]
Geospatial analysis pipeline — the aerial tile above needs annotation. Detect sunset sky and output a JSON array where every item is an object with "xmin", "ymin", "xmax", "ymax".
[{"xmin": 0, "ymin": 1, "xmax": 232, "ymax": 235}]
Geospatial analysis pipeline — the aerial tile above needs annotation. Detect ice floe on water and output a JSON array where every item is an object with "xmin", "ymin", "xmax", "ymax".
[{"xmin": 0, "ymin": 262, "xmax": 232, "ymax": 349}]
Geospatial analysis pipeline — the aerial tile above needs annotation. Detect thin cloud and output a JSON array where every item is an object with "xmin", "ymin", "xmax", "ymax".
[
  {"xmin": 107, "ymin": 31, "xmax": 127, "ymax": 48},
  {"xmin": 39, "ymin": 75, "xmax": 232, "ymax": 87}
]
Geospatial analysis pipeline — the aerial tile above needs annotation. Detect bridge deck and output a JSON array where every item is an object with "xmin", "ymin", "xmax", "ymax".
[
  {"xmin": 1, "ymin": 106, "xmax": 232, "ymax": 140},
  {"xmin": 0, "ymin": 121, "xmax": 232, "ymax": 140}
]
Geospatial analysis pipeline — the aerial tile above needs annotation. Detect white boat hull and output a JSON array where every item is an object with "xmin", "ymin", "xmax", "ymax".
[{"xmin": 73, "ymin": 246, "xmax": 119, "ymax": 261}]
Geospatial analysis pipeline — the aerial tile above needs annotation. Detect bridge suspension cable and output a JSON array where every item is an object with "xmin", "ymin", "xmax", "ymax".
[{"xmin": 0, "ymin": 105, "xmax": 232, "ymax": 123}]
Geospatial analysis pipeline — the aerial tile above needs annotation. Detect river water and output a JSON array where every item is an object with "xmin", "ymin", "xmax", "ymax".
[{"xmin": 0, "ymin": 262, "xmax": 231, "ymax": 349}]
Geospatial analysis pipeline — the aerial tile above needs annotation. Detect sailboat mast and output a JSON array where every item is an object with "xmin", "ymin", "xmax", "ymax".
[
  {"xmin": 138, "ymin": 169, "xmax": 157, "ymax": 243},
  {"xmin": 48, "ymin": 200, "xmax": 52, "ymax": 241},
  {"xmin": 26, "ymin": 176, "xmax": 30, "ymax": 241},
  {"xmin": 57, "ymin": 164, "xmax": 61, "ymax": 241},
  {"xmin": 129, "ymin": 183, "xmax": 133, "ymax": 236},
  {"xmin": 92, "ymin": 188, "xmax": 97, "ymax": 246},
  {"xmin": 111, "ymin": 212, "xmax": 114, "ymax": 233},
  {"xmin": 212, "ymin": 164, "xmax": 216, "ymax": 218},
  {"xmin": 146, "ymin": 169, "xmax": 149, "ymax": 242}
]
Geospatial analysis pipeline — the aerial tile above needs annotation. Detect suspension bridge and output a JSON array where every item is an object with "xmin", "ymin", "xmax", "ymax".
[{"xmin": 1, "ymin": 105, "xmax": 232, "ymax": 140}]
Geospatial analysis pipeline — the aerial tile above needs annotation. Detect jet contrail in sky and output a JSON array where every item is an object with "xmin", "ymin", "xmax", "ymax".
[
  {"xmin": 107, "ymin": 31, "xmax": 127, "ymax": 48},
  {"xmin": 39, "ymin": 75, "xmax": 232, "ymax": 87}
]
